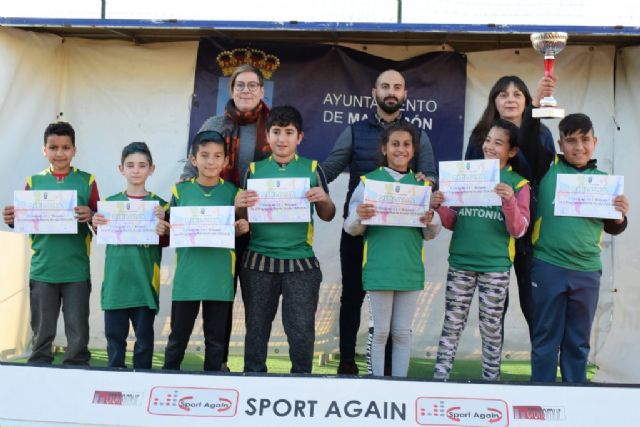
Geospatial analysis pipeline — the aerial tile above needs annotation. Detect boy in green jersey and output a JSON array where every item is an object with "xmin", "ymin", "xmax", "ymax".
[
  {"xmin": 92, "ymin": 142, "xmax": 168, "ymax": 369},
  {"xmin": 156, "ymin": 131, "xmax": 249, "ymax": 371},
  {"xmin": 3, "ymin": 122, "xmax": 99, "ymax": 365},
  {"xmin": 235, "ymin": 105, "xmax": 336, "ymax": 373},
  {"xmin": 520, "ymin": 101, "xmax": 629, "ymax": 382}
]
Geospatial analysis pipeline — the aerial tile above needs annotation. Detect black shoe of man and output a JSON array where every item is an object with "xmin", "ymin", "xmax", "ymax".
[{"xmin": 337, "ymin": 360, "xmax": 359, "ymax": 375}]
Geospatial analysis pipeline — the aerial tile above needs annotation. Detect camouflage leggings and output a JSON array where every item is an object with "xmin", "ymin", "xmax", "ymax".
[{"xmin": 434, "ymin": 267, "xmax": 510, "ymax": 381}]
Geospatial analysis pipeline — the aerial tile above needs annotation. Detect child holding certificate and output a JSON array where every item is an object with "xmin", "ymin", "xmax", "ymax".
[
  {"xmin": 91, "ymin": 142, "xmax": 168, "ymax": 369},
  {"xmin": 2, "ymin": 122, "xmax": 99, "ymax": 365},
  {"xmin": 155, "ymin": 131, "xmax": 249, "ymax": 372},
  {"xmin": 433, "ymin": 119, "xmax": 530, "ymax": 381},
  {"xmin": 343, "ymin": 121, "xmax": 441, "ymax": 377},
  {"xmin": 519, "ymin": 108, "xmax": 629, "ymax": 383},
  {"xmin": 234, "ymin": 105, "xmax": 336, "ymax": 374}
]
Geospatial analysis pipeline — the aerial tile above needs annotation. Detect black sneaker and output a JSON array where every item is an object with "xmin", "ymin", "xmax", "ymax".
[{"xmin": 337, "ymin": 361, "xmax": 359, "ymax": 375}]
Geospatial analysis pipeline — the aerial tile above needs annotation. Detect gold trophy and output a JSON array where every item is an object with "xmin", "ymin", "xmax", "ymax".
[{"xmin": 530, "ymin": 32, "xmax": 568, "ymax": 119}]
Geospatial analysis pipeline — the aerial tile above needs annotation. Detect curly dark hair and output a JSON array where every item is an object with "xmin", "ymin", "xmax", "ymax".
[
  {"xmin": 44, "ymin": 122, "xmax": 75, "ymax": 146},
  {"xmin": 379, "ymin": 121, "xmax": 418, "ymax": 167}
]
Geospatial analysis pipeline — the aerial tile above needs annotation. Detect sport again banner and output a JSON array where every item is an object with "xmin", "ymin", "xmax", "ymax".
[{"xmin": 188, "ymin": 38, "xmax": 467, "ymax": 166}]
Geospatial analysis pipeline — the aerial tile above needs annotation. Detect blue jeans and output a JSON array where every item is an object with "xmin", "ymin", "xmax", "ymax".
[
  {"xmin": 530, "ymin": 259, "xmax": 601, "ymax": 383},
  {"xmin": 104, "ymin": 307, "xmax": 156, "ymax": 369}
]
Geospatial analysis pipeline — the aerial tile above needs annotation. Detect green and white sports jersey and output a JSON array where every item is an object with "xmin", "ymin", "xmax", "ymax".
[
  {"xmin": 27, "ymin": 167, "xmax": 95, "ymax": 283},
  {"xmin": 448, "ymin": 166, "xmax": 528, "ymax": 273},
  {"xmin": 247, "ymin": 155, "xmax": 319, "ymax": 260},
  {"xmin": 101, "ymin": 192, "xmax": 169, "ymax": 311},
  {"xmin": 361, "ymin": 168, "xmax": 430, "ymax": 292},
  {"xmin": 533, "ymin": 156, "xmax": 608, "ymax": 272},
  {"xmin": 171, "ymin": 179, "xmax": 238, "ymax": 302}
]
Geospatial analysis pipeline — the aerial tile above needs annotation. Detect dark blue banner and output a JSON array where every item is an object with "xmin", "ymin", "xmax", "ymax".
[{"xmin": 189, "ymin": 38, "xmax": 466, "ymax": 166}]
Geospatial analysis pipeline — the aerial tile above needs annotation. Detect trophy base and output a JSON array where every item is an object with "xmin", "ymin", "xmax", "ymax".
[{"xmin": 532, "ymin": 107, "xmax": 565, "ymax": 119}]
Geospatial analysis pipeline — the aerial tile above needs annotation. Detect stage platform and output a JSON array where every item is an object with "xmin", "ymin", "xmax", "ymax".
[{"xmin": 0, "ymin": 362, "xmax": 638, "ymax": 426}]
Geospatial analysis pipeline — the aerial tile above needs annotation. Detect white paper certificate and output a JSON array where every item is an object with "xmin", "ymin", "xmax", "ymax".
[
  {"xmin": 247, "ymin": 178, "xmax": 310, "ymax": 223},
  {"xmin": 554, "ymin": 174, "xmax": 624, "ymax": 220},
  {"xmin": 96, "ymin": 200, "xmax": 159, "ymax": 245},
  {"xmin": 13, "ymin": 190, "xmax": 77, "ymax": 234},
  {"xmin": 362, "ymin": 180, "xmax": 432, "ymax": 227},
  {"xmin": 170, "ymin": 206, "xmax": 235, "ymax": 249},
  {"xmin": 439, "ymin": 159, "xmax": 501, "ymax": 207}
]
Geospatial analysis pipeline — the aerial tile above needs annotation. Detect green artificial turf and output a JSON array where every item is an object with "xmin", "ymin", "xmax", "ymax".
[{"xmin": 11, "ymin": 350, "xmax": 596, "ymax": 381}]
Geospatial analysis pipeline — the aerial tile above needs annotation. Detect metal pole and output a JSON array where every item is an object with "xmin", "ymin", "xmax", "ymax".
[
  {"xmin": 397, "ymin": 0, "xmax": 402, "ymax": 23},
  {"xmin": 101, "ymin": 0, "xmax": 106, "ymax": 19}
]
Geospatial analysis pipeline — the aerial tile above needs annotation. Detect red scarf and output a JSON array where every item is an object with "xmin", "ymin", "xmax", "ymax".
[{"xmin": 221, "ymin": 99, "xmax": 270, "ymax": 185}]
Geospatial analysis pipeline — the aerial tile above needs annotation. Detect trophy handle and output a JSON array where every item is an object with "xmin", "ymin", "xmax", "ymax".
[{"xmin": 544, "ymin": 55, "xmax": 555, "ymax": 78}]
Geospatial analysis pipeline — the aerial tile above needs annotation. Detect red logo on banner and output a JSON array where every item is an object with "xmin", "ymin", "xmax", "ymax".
[
  {"xmin": 415, "ymin": 397, "xmax": 509, "ymax": 427},
  {"xmin": 148, "ymin": 386, "xmax": 239, "ymax": 417},
  {"xmin": 513, "ymin": 406, "xmax": 566, "ymax": 421},
  {"xmin": 92, "ymin": 390, "xmax": 143, "ymax": 406}
]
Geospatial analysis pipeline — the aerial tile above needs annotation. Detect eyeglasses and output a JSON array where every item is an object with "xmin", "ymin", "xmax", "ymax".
[{"xmin": 233, "ymin": 81, "xmax": 262, "ymax": 93}]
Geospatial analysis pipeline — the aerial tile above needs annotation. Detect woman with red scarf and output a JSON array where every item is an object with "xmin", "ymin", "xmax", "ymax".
[
  {"xmin": 180, "ymin": 64, "xmax": 270, "ymax": 371},
  {"xmin": 182, "ymin": 64, "xmax": 270, "ymax": 185}
]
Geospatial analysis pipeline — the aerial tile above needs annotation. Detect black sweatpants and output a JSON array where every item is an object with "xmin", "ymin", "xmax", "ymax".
[{"xmin": 163, "ymin": 300, "xmax": 230, "ymax": 371}]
